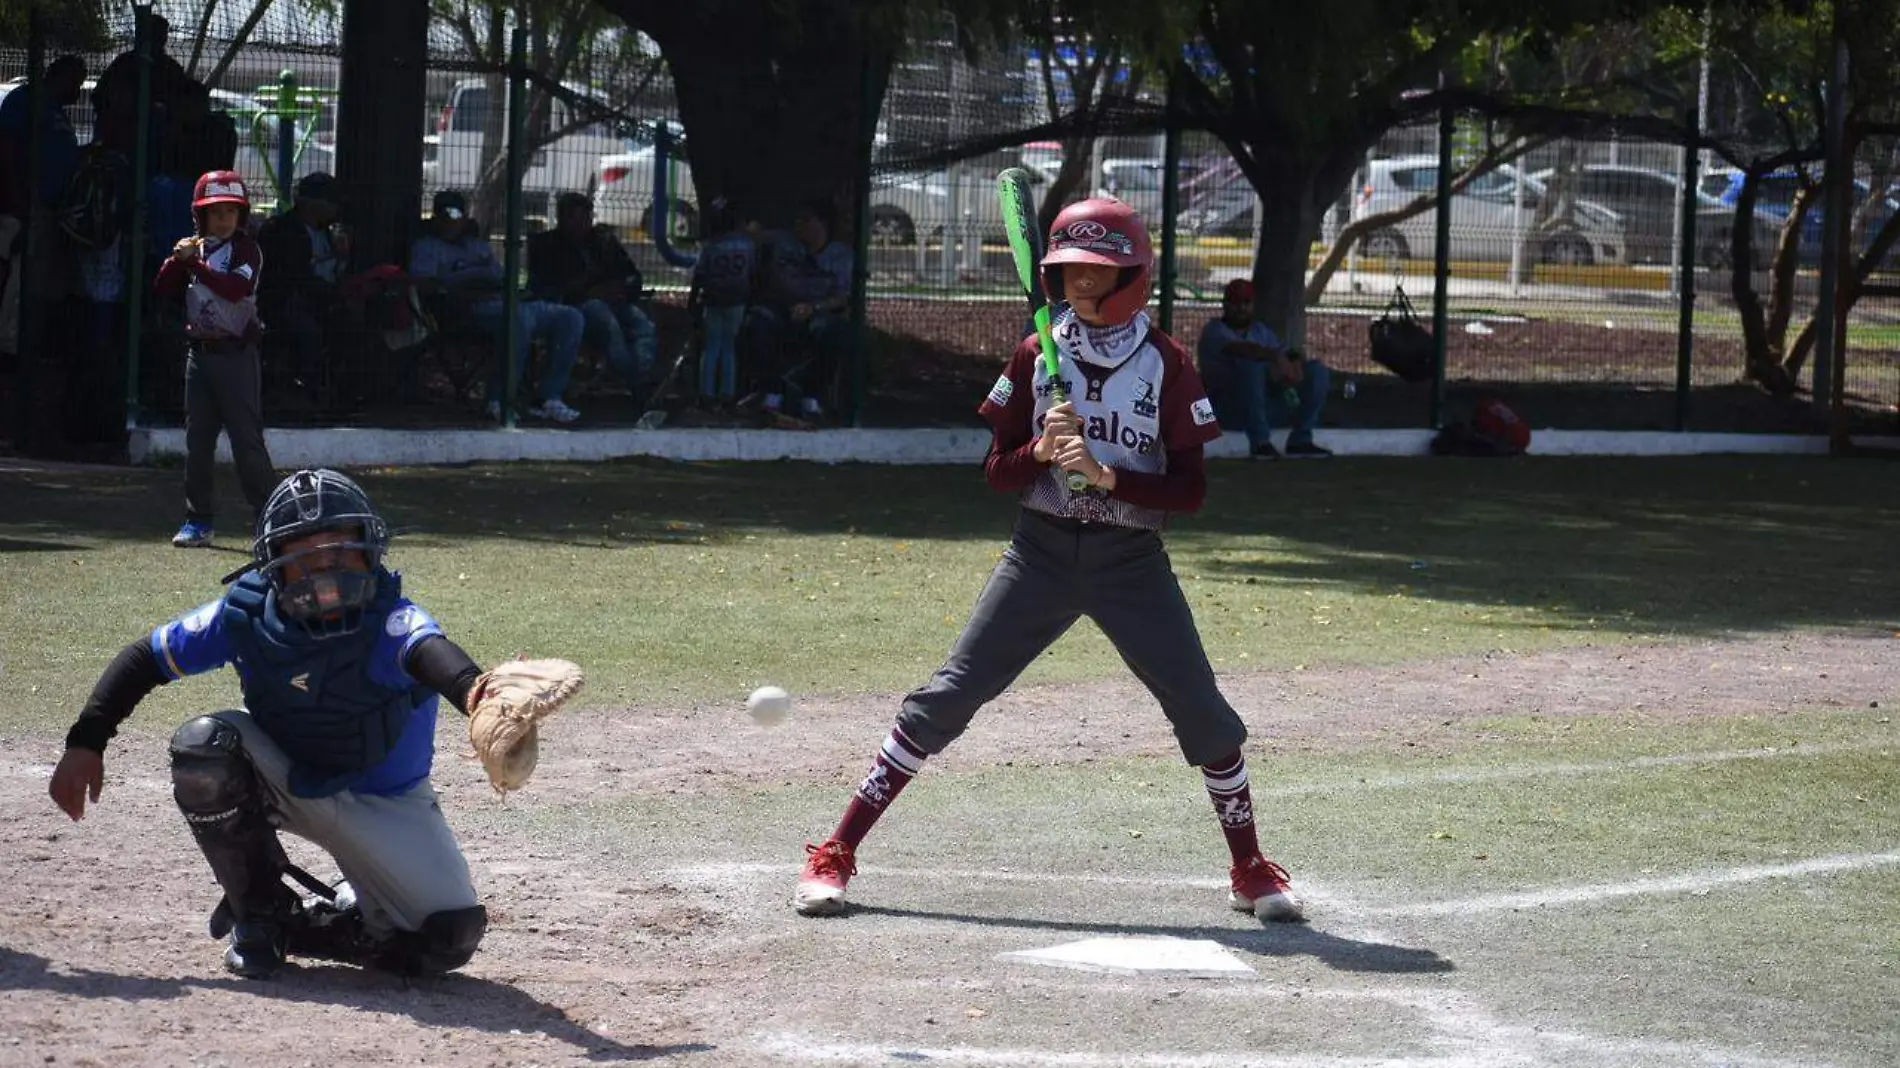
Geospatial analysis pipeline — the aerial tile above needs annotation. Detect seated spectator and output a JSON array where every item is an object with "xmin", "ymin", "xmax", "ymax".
[
  {"xmin": 687, "ymin": 196, "xmax": 757, "ymax": 406},
  {"xmin": 407, "ymin": 190, "xmax": 583, "ymax": 423},
  {"xmin": 257, "ymin": 172, "xmax": 350, "ymax": 403},
  {"xmin": 746, "ymin": 198, "xmax": 852, "ymax": 422},
  {"xmin": 1196, "ymin": 278, "xmax": 1332, "ymax": 459},
  {"xmin": 527, "ymin": 192, "xmax": 656, "ymax": 397}
]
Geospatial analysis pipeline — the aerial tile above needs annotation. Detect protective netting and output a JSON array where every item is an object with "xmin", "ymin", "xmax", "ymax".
[{"xmin": 1, "ymin": 3, "xmax": 1894, "ymax": 458}]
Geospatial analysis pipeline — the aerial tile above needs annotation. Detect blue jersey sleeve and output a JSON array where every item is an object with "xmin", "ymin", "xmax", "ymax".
[
  {"xmin": 368, "ymin": 599, "xmax": 447, "ymax": 690},
  {"xmin": 150, "ymin": 599, "xmax": 234, "ymax": 680}
]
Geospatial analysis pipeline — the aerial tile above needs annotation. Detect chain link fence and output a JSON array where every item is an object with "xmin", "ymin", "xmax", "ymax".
[{"xmin": 2, "ymin": 3, "xmax": 1895, "ymax": 456}]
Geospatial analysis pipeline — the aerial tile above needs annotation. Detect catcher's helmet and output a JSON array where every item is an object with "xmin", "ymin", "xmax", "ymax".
[
  {"xmin": 1040, "ymin": 197, "xmax": 1153, "ymax": 326},
  {"xmin": 252, "ymin": 469, "xmax": 390, "ymax": 625},
  {"xmin": 192, "ymin": 170, "xmax": 251, "ymax": 231}
]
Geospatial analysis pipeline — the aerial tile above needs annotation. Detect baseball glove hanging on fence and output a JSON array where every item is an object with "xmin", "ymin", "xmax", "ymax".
[{"xmin": 468, "ymin": 658, "xmax": 585, "ymax": 794}]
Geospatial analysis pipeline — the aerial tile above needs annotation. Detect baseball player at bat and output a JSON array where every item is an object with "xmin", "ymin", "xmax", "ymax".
[
  {"xmin": 793, "ymin": 198, "xmax": 1303, "ymax": 923},
  {"xmin": 48, "ymin": 468, "xmax": 581, "ymax": 979}
]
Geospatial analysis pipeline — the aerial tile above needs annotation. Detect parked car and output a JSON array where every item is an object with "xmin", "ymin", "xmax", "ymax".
[
  {"xmin": 867, "ymin": 154, "xmax": 1060, "ymax": 245},
  {"xmin": 432, "ymin": 77, "xmax": 623, "ymax": 217},
  {"xmin": 1716, "ymin": 167, "xmax": 1899, "ymax": 267},
  {"xmin": 1352, "ymin": 155, "xmax": 1627, "ymax": 266},
  {"xmin": 1094, "ymin": 156, "xmax": 1213, "ymax": 230},
  {"xmin": 1528, "ymin": 163, "xmax": 1779, "ymax": 269},
  {"xmin": 1177, "ymin": 156, "xmax": 1261, "ymax": 238},
  {"xmin": 592, "ymin": 120, "xmax": 698, "ymax": 245}
]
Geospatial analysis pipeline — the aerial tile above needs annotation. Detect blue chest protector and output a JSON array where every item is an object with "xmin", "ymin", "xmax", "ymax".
[{"xmin": 221, "ymin": 569, "xmax": 428, "ymax": 798}]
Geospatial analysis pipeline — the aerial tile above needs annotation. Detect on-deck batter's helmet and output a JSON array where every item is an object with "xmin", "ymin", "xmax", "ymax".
[
  {"xmin": 1040, "ymin": 197, "xmax": 1152, "ymax": 326},
  {"xmin": 251, "ymin": 469, "xmax": 391, "ymax": 629},
  {"xmin": 192, "ymin": 170, "xmax": 251, "ymax": 231}
]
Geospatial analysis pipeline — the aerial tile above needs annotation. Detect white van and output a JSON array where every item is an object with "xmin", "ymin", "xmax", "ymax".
[{"xmin": 432, "ymin": 78, "xmax": 624, "ymax": 212}]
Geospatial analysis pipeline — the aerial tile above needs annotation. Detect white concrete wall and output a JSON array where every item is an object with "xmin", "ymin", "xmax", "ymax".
[{"xmin": 128, "ymin": 426, "xmax": 1879, "ymax": 468}]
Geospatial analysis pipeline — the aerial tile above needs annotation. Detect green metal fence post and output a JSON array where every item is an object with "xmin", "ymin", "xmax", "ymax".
[
  {"xmin": 1157, "ymin": 77, "xmax": 1181, "ymax": 335},
  {"xmin": 1674, "ymin": 112, "xmax": 1699, "ymax": 433},
  {"xmin": 1429, "ymin": 82, "xmax": 1453, "ymax": 429},
  {"xmin": 124, "ymin": 4, "xmax": 157, "ymax": 432},
  {"xmin": 276, "ymin": 70, "xmax": 298, "ymax": 209},
  {"xmin": 13, "ymin": 6, "xmax": 43, "ymax": 451},
  {"xmin": 500, "ymin": 23, "xmax": 527, "ymax": 428}
]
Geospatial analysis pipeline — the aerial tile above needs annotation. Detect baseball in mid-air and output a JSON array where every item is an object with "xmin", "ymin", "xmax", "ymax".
[{"xmin": 746, "ymin": 685, "xmax": 793, "ymax": 727}]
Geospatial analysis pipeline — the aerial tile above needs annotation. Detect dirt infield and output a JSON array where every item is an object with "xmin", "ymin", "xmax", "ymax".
[{"xmin": 1, "ymin": 631, "xmax": 1892, "ymax": 1067}]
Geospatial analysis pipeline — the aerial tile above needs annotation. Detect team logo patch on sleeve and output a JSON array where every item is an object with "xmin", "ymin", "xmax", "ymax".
[
  {"xmin": 385, "ymin": 605, "xmax": 422, "ymax": 637},
  {"xmin": 1191, "ymin": 398, "xmax": 1217, "ymax": 426},
  {"xmin": 986, "ymin": 375, "xmax": 1014, "ymax": 406},
  {"xmin": 234, "ymin": 263, "xmax": 254, "ymax": 280}
]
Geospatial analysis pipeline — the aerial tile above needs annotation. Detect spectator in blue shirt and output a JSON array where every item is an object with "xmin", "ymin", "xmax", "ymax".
[
  {"xmin": 1196, "ymin": 279, "xmax": 1332, "ymax": 459},
  {"xmin": 408, "ymin": 190, "xmax": 584, "ymax": 424},
  {"xmin": 747, "ymin": 198, "xmax": 854, "ymax": 423}
]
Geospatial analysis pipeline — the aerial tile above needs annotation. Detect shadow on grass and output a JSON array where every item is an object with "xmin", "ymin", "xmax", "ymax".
[
  {"xmin": 847, "ymin": 903, "xmax": 1453, "ymax": 975},
  {"xmin": 3, "ymin": 455, "xmax": 1896, "ymax": 639},
  {"xmin": 0, "ymin": 946, "xmax": 712, "ymax": 1062}
]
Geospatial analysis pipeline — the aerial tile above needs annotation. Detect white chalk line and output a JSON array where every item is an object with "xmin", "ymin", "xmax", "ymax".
[
  {"xmin": 668, "ymin": 847, "xmax": 1900, "ymax": 922},
  {"xmin": 753, "ymin": 1019, "xmax": 1825, "ymax": 1068},
  {"xmin": 1373, "ymin": 848, "xmax": 1900, "ymax": 917},
  {"xmin": 1256, "ymin": 740, "xmax": 1884, "ymax": 798},
  {"xmin": 756, "ymin": 987, "xmax": 1836, "ymax": 1068}
]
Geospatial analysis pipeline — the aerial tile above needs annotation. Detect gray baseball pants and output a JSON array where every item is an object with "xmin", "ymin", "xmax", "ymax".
[
  {"xmin": 896, "ymin": 508, "xmax": 1246, "ymax": 766},
  {"xmin": 183, "ymin": 340, "xmax": 277, "ymax": 527}
]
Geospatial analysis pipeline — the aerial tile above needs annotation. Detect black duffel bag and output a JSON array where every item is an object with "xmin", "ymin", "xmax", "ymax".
[{"xmin": 1367, "ymin": 285, "xmax": 1437, "ymax": 384}]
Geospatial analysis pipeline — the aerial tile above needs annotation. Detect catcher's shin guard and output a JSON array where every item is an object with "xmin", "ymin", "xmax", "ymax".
[
  {"xmin": 371, "ymin": 905, "xmax": 488, "ymax": 976},
  {"xmin": 169, "ymin": 716, "xmax": 294, "ymax": 926}
]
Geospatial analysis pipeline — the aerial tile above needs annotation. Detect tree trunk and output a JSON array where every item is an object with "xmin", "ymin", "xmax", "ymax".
[
  {"xmin": 1784, "ymin": 195, "xmax": 1900, "ymax": 378},
  {"xmin": 604, "ymin": 1, "xmax": 890, "ymax": 229},
  {"xmin": 1731, "ymin": 172, "xmax": 1807, "ymax": 395},
  {"xmin": 471, "ymin": 6, "xmax": 508, "ymax": 233},
  {"xmin": 335, "ymin": 0, "xmax": 428, "ymax": 271},
  {"xmin": 1243, "ymin": 158, "xmax": 1326, "ymax": 348}
]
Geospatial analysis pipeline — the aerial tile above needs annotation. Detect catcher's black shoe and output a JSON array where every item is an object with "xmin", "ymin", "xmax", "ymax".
[
  {"xmin": 287, "ymin": 898, "xmax": 372, "ymax": 965},
  {"xmin": 224, "ymin": 919, "xmax": 288, "ymax": 978}
]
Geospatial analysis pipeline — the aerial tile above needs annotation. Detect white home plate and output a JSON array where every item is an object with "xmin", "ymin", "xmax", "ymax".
[{"xmin": 1000, "ymin": 936, "xmax": 1254, "ymax": 978}]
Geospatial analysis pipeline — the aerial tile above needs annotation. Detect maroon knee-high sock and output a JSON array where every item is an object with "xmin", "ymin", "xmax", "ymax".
[
  {"xmin": 1202, "ymin": 751, "xmax": 1261, "ymax": 865},
  {"xmin": 830, "ymin": 727, "xmax": 928, "ymax": 848}
]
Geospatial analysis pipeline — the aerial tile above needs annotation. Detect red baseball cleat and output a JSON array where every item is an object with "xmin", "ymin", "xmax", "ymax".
[
  {"xmin": 1230, "ymin": 855, "xmax": 1305, "ymax": 922},
  {"xmin": 794, "ymin": 839, "xmax": 857, "ymax": 916}
]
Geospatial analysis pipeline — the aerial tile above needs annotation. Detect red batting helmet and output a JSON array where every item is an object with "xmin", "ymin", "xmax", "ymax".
[
  {"xmin": 192, "ymin": 170, "xmax": 251, "ymax": 231},
  {"xmin": 1040, "ymin": 197, "xmax": 1153, "ymax": 325}
]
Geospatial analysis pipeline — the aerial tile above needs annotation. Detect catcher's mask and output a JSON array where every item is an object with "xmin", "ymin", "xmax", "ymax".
[{"xmin": 250, "ymin": 469, "xmax": 391, "ymax": 634}]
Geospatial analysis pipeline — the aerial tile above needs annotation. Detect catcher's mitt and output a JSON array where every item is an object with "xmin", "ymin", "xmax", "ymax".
[{"xmin": 468, "ymin": 658, "xmax": 584, "ymax": 794}]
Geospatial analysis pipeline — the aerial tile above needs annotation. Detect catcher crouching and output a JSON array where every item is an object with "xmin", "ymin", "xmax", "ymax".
[{"xmin": 47, "ymin": 468, "xmax": 582, "ymax": 979}]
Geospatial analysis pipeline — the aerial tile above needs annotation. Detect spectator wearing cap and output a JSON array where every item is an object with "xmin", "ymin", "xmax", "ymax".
[
  {"xmin": 256, "ymin": 172, "xmax": 350, "ymax": 404},
  {"xmin": 1196, "ymin": 278, "xmax": 1332, "ymax": 459},
  {"xmin": 408, "ymin": 189, "xmax": 584, "ymax": 423},
  {"xmin": 527, "ymin": 192, "xmax": 658, "ymax": 397}
]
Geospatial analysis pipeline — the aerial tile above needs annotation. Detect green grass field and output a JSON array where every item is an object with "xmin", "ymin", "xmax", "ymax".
[
  {"xmin": 2, "ymin": 456, "xmax": 1896, "ymax": 1066},
  {"xmin": 4, "ymin": 455, "xmax": 1895, "ymax": 732}
]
